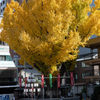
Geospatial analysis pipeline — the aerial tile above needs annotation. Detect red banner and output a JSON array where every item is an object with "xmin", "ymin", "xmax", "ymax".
[
  {"xmin": 57, "ymin": 74, "xmax": 60, "ymax": 88},
  {"xmin": 41, "ymin": 75, "xmax": 44, "ymax": 88},
  {"xmin": 25, "ymin": 77, "xmax": 27, "ymax": 89},
  {"xmin": 19, "ymin": 77, "xmax": 21, "ymax": 87},
  {"xmin": 70, "ymin": 72, "xmax": 74, "ymax": 86}
]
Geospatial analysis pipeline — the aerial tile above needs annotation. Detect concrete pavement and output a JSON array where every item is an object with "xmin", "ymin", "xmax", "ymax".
[
  {"xmin": 19, "ymin": 98, "xmax": 60, "ymax": 100},
  {"xmin": 18, "ymin": 97, "xmax": 80, "ymax": 100}
]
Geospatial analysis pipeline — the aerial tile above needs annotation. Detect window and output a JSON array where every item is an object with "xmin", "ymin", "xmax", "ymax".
[
  {"xmin": 0, "ymin": 41, "xmax": 6, "ymax": 45},
  {"xmin": 0, "ymin": 56, "xmax": 6, "ymax": 60},
  {"xmin": 94, "ymin": 65, "xmax": 99, "ymax": 76},
  {"xmin": 82, "ymin": 73, "xmax": 85, "ymax": 79},
  {"xmin": 82, "ymin": 62, "xmax": 90, "ymax": 67},
  {"xmin": 4, "ymin": 42, "xmax": 8, "ymax": 46},
  {"xmin": 82, "ymin": 73, "xmax": 90, "ymax": 79},
  {"xmin": 25, "ymin": 62, "xmax": 30, "ymax": 65},
  {"xmin": 82, "ymin": 62, "xmax": 85, "ymax": 67},
  {"xmin": 6, "ymin": 56, "xmax": 12, "ymax": 61},
  {"xmin": 0, "ymin": 41, "xmax": 8, "ymax": 45},
  {"xmin": 0, "ymin": 56, "xmax": 12, "ymax": 61},
  {"xmin": 86, "ymin": 73, "xmax": 90, "ymax": 76},
  {"xmin": 3, "ymin": 7, "xmax": 5, "ymax": 11},
  {"xmin": 86, "ymin": 64, "xmax": 90, "ymax": 67},
  {"xmin": 75, "ymin": 74, "xmax": 78, "ymax": 79},
  {"xmin": 75, "ymin": 64, "xmax": 77, "ymax": 68},
  {"xmin": 3, "ymin": 0, "xmax": 5, "ymax": 4},
  {"xmin": 13, "ymin": 50, "xmax": 16, "ymax": 53},
  {"xmin": 13, "ymin": 55, "xmax": 18, "ymax": 58}
]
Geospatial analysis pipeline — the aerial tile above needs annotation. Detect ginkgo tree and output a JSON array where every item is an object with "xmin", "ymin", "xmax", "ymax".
[{"xmin": 0, "ymin": 0, "xmax": 100, "ymax": 75}]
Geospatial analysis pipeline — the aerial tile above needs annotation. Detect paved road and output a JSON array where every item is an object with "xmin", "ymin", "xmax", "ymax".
[
  {"xmin": 19, "ymin": 98, "xmax": 60, "ymax": 100},
  {"xmin": 19, "ymin": 97, "xmax": 80, "ymax": 100}
]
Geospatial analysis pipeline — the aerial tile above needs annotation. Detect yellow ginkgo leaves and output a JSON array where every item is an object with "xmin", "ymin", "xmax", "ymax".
[{"xmin": 0, "ymin": 0, "xmax": 100, "ymax": 75}]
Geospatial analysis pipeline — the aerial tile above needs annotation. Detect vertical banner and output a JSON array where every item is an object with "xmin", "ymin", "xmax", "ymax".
[
  {"xmin": 70, "ymin": 72, "xmax": 74, "ymax": 86},
  {"xmin": 41, "ymin": 75, "xmax": 44, "ymax": 88},
  {"xmin": 57, "ymin": 74, "xmax": 60, "ymax": 88},
  {"xmin": 19, "ymin": 77, "xmax": 21, "ymax": 87},
  {"xmin": 25, "ymin": 77, "xmax": 27, "ymax": 89},
  {"xmin": 49, "ymin": 74, "xmax": 52, "ymax": 88}
]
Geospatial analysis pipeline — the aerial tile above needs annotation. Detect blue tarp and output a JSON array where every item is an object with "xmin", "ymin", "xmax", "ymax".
[{"xmin": 0, "ymin": 95, "xmax": 9, "ymax": 100}]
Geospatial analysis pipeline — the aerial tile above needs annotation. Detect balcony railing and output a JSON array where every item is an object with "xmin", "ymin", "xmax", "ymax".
[
  {"xmin": 84, "ymin": 69, "xmax": 100, "ymax": 76},
  {"xmin": 78, "ymin": 52, "xmax": 98, "ymax": 60}
]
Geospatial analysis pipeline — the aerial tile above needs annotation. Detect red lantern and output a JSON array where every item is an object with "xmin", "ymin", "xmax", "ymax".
[
  {"xmin": 19, "ymin": 77, "xmax": 21, "ymax": 87},
  {"xmin": 25, "ymin": 77, "xmax": 27, "ymax": 89},
  {"xmin": 70, "ymin": 72, "xmax": 74, "ymax": 86},
  {"xmin": 57, "ymin": 74, "xmax": 60, "ymax": 88},
  {"xmin": 41, "ymin": 75, "xmax": 44, "ymax": 88}
]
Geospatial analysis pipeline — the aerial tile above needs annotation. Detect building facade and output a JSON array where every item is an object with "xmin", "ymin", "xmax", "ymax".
[
  {"xmin": 73, "ymin": 36, "xmax": 100, "ymax": 98},
  {"xmin": 7, "ymin": 0, "xmax": 23, "ymax": 5},
  {"xmin": 0, "ymin": 16, "xmax": 18, "ymax": 95},
  {"xmin": 0, "ymin": 0, "xmax": 23, "ymax": 15},
  {"xmin": 84, "ymin": 37, "xmax": 100, "ymax": 83},
  {"xmin": 75, "ymin": 53, "xmax": 97, "ymax": 84},
  {"xmin": 0, "ymin": 0, "xmax": 6, "ymax": 15}
]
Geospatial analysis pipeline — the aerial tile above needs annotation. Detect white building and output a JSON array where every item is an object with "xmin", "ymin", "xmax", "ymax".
[
  {"xmin": 0, "ymin": 0, "xmax": 6, "ymax": 15},
  {"xmin": 0, "ymin": 16, "xmax": 18, "ymax": 96}
]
